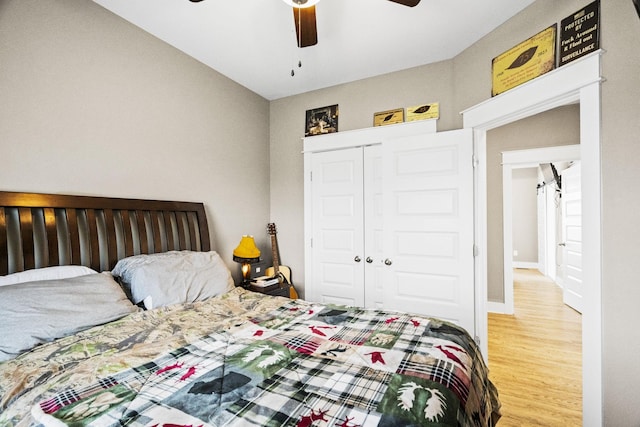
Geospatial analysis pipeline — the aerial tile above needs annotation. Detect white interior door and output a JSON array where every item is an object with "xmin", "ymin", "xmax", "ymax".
[
  {"xmin": 382, "ymin": 129, "xmax": 475, "ymax": 334},
  {"xmin": 561, "ymin": 162, "xmax": 583, "ymax": 313},
  {"xmin": 310, "ymin": 147, "xmax": 365, "ymax": 306},
  {"xmin": 363, "ymin": 145, "xmax": 385, "ymax": 309}
]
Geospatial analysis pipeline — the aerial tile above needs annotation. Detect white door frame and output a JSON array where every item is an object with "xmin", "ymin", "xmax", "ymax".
[
  {"xmin": 462, "ymin": 50, "xmax": 603, "ymax": 425},
  {"xmin": 499, "ymin": 145, "xmax": 581, "ymax": 315}
]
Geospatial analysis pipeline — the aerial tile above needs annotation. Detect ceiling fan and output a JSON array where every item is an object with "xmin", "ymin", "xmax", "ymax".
[
  {"xmin": 188, "ymin": 0, "xmax": 421, "ymax": 48},
  {"xmin": 284, "ymin": 0, "xmax": 421, "ymax": 47}
]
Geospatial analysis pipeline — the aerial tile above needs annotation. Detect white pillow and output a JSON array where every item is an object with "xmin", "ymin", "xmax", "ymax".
[
  {"xmin": 0, "ymin": 273, "xmax": 138, "ymax": 361},
  {"xmin": 0, "ymin": 265, "xmax": 97, "ymax": 287},
  {"xmin": 111, "ymin": 251, "xmax": 234, "ymax": 309}
]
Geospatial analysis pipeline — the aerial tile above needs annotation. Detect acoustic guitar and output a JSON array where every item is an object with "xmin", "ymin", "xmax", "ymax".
[{"xmin": 265, "ymin": 223, "xmax": 298, "ymax": 299}]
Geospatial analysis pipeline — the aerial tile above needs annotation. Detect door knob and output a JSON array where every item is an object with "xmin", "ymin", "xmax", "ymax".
[
  {"xmin": 354, "ymin": 256, "xmax": 362, "ymax": 263},
  {"xmin": 384, "ymin": 258, "xmax": 393, "ymax": 266},
  {"xmin": 366, "ymin": 257, "xmax": 373, "ymax": 263}
]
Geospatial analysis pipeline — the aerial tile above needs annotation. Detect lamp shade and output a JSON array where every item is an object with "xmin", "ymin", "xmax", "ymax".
[
  {"xmin": 281, "ymin": 0, "xmax": 320, "ymax": 8},
  {"xmin": 232, "ymin": 235, "xmax": 261, "ymax": 263}
]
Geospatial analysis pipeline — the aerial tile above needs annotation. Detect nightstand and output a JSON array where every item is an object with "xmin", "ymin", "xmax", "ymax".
[{"xmin": 246, "ymin": 283, "xmax": 291, "ymax": 298}]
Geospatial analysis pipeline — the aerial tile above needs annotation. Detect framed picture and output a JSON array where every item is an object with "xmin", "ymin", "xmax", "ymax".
[
  {"xmin": 373, "ymin": 108, "xmax": 404, "ymax": 126},
  {"xmin": 305, "ymin": 105, "xmax": 338, "ymax": 137}
]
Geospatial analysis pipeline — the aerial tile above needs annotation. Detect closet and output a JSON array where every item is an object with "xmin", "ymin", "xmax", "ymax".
[{"xmin": 303, "ymin": 121, "xmax": 476, "ymax": 333}]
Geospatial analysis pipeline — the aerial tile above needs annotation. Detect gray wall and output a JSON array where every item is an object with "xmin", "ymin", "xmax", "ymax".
[
  {"xmin": 0, "ymin": 0, "xmax": 271, "ymax": 282},
  {"xmin": 271, "ymin": 0, "xmax": 640, "ymax": 424},
  {"xmin": 512, "ymin": 167, "xmax": 538, "ymax": 265}
]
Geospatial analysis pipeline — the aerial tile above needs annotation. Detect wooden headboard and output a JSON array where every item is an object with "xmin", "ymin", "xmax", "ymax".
[{"xmin": 0, "ymin": 191, "xmax": 210, "ymax": 276}]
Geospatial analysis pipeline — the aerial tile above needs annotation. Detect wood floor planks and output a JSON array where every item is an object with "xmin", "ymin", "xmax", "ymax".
[{"xmin": 488, "ymin": 269, "xmax": 582, "ymax": 426}]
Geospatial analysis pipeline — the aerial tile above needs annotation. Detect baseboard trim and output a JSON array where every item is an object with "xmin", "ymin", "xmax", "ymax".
[
  {"xmin": 487, "ymin": 301, "xmax": 508, "ymax": 314},
  {"xmin": 513, "ymin": 261, "xmax": 539, "ymax": 270}
]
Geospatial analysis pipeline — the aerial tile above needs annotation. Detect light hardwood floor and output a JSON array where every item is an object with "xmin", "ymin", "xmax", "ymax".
[{"xmin": 488, "ymin": 269, "xmax": 582, "ymax": 426}]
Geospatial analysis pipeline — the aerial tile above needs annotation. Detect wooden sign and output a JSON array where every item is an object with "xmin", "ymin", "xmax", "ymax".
[
  {"xmin": 373, "ymin": 108, "xmax": 404, "ymax": 126},
  {"xmin": 406, "ymin": 103, "xmax": 439, "ymax": 122},
  {"xmin": 491, "ymin": 25, "xmax": 557, "ymax": 97},
  {"xmin": 559, "ymin": 0, "xmax": 600, "ymax": 66}
]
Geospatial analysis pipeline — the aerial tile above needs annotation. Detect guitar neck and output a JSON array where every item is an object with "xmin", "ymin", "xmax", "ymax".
[{"xmin": 270, "ymin": 234, "xmax": 281, "ymax": 274}]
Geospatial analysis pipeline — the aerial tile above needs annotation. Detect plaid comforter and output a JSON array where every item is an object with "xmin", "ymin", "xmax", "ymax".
[{"xmin": 3, "ymin": 288, "xmax": 500, "ymax": 426}]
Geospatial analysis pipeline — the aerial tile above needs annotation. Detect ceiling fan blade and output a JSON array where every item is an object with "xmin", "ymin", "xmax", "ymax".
[
  {"xmin": 387, "ymin": 0, "xmax": 421, "ymax": 6},
  {"xmin": 293, "ymin": 6, "xmax": 318, "ymax": 48}
]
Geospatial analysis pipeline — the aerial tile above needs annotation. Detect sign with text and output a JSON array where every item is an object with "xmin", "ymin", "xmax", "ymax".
[
  {"xmin": 491, "ymin": 25, "xmax": 557, "ymax": 97},
  {"xmin": 560, "ymin": 0, "xmax": 600, "ymax": 66},
  {"xmin": 373, "ymin": 108, "xmax": 404, "ymax": 126},
  {"xmin": 406, "ymin": 103, "xmax": 439, "ymax": 122}
]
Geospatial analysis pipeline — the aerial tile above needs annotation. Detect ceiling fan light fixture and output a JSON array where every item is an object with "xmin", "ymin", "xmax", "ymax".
[{"xmin": 282, "ymin": 0, "xmax": 321, "ymax": 8}]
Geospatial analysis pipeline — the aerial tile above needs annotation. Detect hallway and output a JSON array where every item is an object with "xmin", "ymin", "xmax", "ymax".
[{"xmin": 488, "ymin": 269, "xmax": 582, "ymax": 426}]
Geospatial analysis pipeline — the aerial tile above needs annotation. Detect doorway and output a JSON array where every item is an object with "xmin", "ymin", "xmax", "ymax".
[{"xmin": 462, "ymin": 51, "xmax": 603, "ymax": 425}]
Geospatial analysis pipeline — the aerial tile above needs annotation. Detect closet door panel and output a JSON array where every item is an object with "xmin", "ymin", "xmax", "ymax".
[
  {"xmin": 310, "ymin": 148, "xmax": 365, "ymax": 306},
  {"xmin": 382, "ymin": 129, "xmax": 475, "ymax": 334}
]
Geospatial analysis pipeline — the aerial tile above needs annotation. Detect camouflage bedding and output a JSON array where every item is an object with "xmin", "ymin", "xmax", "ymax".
[{"xmin": 0, "ymin": 288, "xmax": 500, "ymax": 426}]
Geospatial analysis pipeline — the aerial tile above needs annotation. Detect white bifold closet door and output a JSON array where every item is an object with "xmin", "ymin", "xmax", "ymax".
[
  {"xmin": 382, "ymin": 129, "xmax": 475, "ymax": 332},
  {"xmin": 308, "ymin": 128, "xmax": 475, "ymax": 334}
]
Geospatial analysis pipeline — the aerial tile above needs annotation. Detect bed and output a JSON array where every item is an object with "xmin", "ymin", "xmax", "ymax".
[{"xmin": 0, "ymin": 191, "xmax": 501, "ymax": 426}]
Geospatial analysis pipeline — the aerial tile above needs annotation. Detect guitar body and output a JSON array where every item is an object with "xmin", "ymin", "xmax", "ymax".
[{"xmin": 266, "ymin": 223, "xmax": 299, "ymax": 299}]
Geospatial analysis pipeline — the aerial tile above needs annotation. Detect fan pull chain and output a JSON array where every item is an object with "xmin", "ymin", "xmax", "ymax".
[{"xmin": 291, "ymin": 60, "xmax": 302, "ymax": 77}]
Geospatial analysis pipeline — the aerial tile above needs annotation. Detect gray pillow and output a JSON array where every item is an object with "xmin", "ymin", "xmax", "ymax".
[
  {"xmin": 111, "ymin": 251, "xmax": 234, "ymax": 310},
  {"xmin": 0, "ymin": 273, "xmax": 138, "ymax": 362}
]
